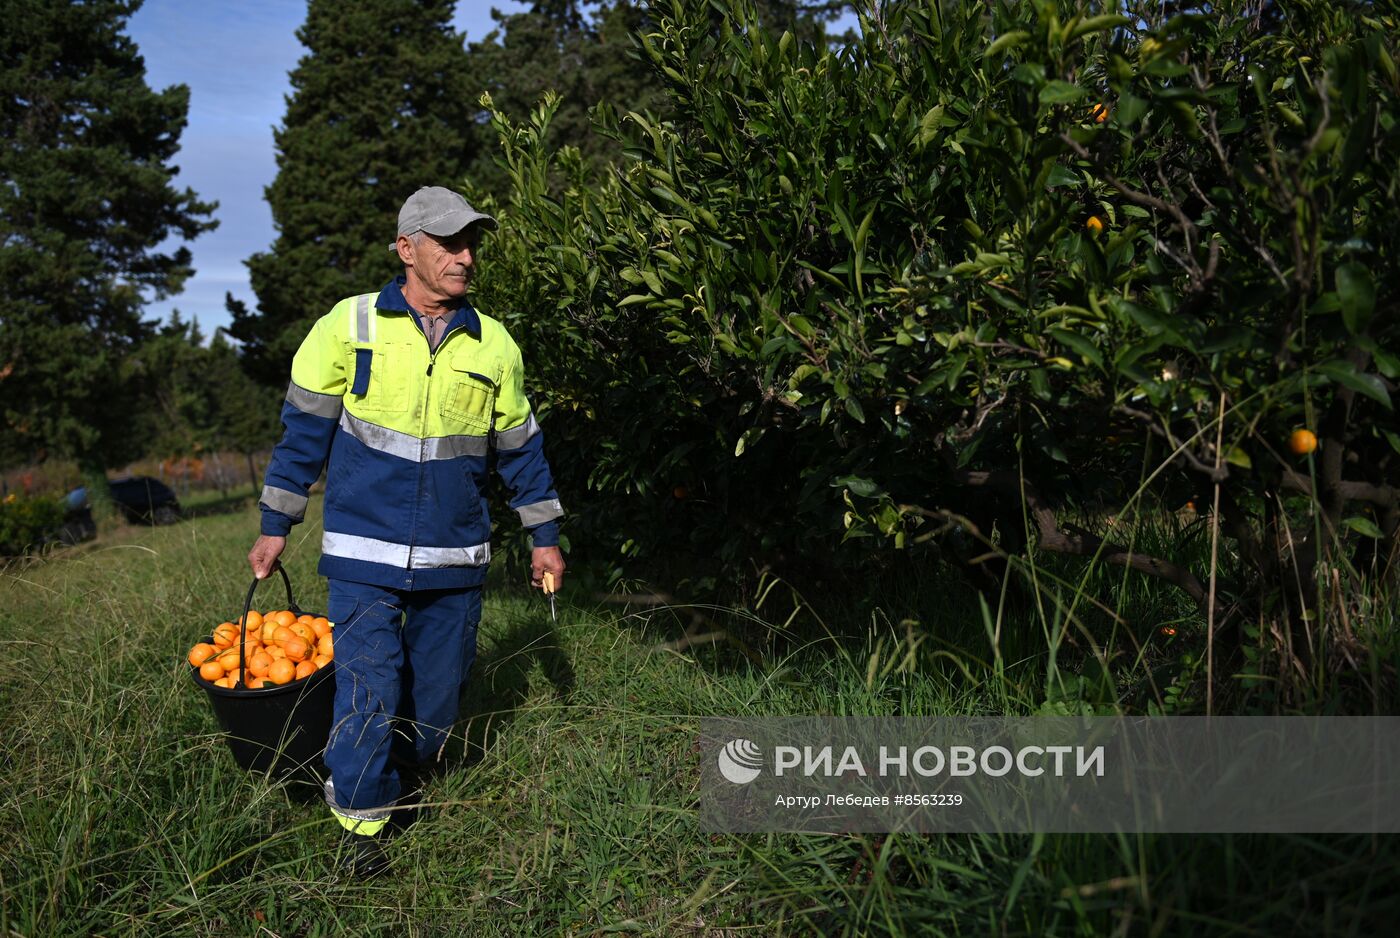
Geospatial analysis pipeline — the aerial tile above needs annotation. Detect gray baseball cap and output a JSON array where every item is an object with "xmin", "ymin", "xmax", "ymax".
[{"xmin": 388, "ymin": 186, "xmax": 498, "ymax": 251}]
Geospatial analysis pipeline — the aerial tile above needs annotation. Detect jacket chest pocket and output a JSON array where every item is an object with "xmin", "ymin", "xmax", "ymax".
[
  {"xmin": 347, "ymin": 342, "xmax": 412, "ymax": 415},
  {"xmin": 440, "ymin": 358, "xmax": 499, "ymax": 433}
]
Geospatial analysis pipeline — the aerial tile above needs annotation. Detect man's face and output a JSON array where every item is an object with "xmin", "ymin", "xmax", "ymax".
[{"xmin": 401, "ymin": 226, "xmax": 482, "ymax": 300}]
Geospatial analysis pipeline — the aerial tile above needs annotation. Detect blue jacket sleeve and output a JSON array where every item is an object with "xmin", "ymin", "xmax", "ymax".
[
  {"xmin": 493, "ymin": 344, "xmax": 564, "ymax": 547},
  {"xmin": 259, "ymin": 316, "xmax": 347, "ymax": 536}
]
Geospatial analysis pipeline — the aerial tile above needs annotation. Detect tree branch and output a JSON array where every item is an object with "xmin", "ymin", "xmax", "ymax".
[
  {"xmin": 1280, "ymin": 469, "xmax": 1398, "ymax": 510},
  {"xmin": 949, "ymin": 470, "xmax": 1214, "ymax": 610},
  {"xmin": 1114, "ymin": 404, "xmax": 1229, "ymax": 482}
]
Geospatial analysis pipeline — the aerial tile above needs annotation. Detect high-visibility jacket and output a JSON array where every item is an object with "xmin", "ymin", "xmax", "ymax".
[{"xmin": 258, "ymin": 275, "xmax": 563, "ymax": 590}]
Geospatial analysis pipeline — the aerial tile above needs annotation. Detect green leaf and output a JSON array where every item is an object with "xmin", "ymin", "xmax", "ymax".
[
  {"xmin": 1046, "ymin": 328, "xmax": 1103, "ymax": 367},
  {"xmin": 1115, "ymin": 92, "xmax": 1148, "ymax": 126},
  {"xmin": 1029, "ymin": 367, "xmax": 1051, "ymax": 399},
  {"xmin": 918, "ymin": 105, "xmax": 944, "ymax": 148},
  {"xmin": 1225, "ymin": 446, "xmax": 1252, "ymax": 469},
  {"xmin": 1111, "ymin": 298, "xmax": 1188, "ymax": 345},
  {"xmin": 1040, "ymin": 81, "xmax": 1085, "ymax": 105},
  {"xmin": 1010, "ymin": 62, "xmax": 1045, "ymax": 87},
  {"xmin": 1068, "ymin": 14, "xmax": 1132, "ymax": 40},
  {"xmin": 984, "ymin": 31, "xmax": 1029, "ymax": 60},
  {"xmin": 1316, "ymin": 359, "xmax": 1392, "ymax": 409},
  {"xmin": 833, "ymin": 475, "xmax": 880, "ymax": 498},
  {"xmin": 1372, "ymin": 347, "xmax": 1400, "ymax": 380},
  {"xmin": 1335, "ymin": 262, "xmax": 1375, "ymax": 334},
  {"xmin": 1344, "ymin": 516, "xmax": 1384, "ymax": 539},
  {"xmin": 734, "ymin": 427, "xmax": 764, "ymax": 457},
  {"xmin": 1045, "ymin": 164, "xmax": 1081, "ymax": 188}
]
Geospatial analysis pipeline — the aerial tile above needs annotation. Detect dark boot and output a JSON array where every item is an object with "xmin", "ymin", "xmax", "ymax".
[
  {"xmin": 325, "ymin": 778, "xmax": 396, "ymax": 879},
  {"xmin": 337, "ymin": 826, "xmax": 391, "ymax": 879}
]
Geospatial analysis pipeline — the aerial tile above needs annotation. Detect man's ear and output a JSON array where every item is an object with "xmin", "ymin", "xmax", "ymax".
[{"xmin": 395, "ymin": 234, "xmax": 415, "ymax": 267}]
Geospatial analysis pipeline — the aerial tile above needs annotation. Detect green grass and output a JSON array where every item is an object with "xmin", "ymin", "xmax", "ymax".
[{"xmin": 1, "ymin": 499, "xmax": 1397, "ymax": 936}]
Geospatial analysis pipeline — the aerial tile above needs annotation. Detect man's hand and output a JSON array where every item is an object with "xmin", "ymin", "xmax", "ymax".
[
  {"xmin": 531, "ymin": 545, "xmax": 565, "ymax": 592},
  {"xmin": 248, "ymin": 535, "xmax": 286, "ymax": 580}
]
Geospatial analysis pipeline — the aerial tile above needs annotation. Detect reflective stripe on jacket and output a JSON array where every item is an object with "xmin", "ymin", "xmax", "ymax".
[{"xmin": 258, "ymin": 276, "xmax": 564, "ymax": 590}]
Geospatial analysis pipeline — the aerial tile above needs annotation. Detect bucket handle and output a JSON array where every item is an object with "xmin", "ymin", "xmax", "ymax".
[{"xmin": 236, "ymin": 566, "xmax": 304, "ymax": 686}]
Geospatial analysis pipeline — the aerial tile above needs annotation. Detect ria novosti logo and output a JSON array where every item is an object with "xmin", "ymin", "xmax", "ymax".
[
  {"xmin": 717, "ymin": 738, "xmax": 763, "ymax": 784},
  {"xmin": 716, "ymin": 738, "xmax": 1107, "ymax": 784}
]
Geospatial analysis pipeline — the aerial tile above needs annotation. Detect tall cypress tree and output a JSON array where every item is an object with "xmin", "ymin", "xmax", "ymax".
[
  {"xmin": 230, "ymin": 0, "xmax": 475, "ymax": 383},
  {"xmin": 0, "ymin": 0, "xmax": 217, "ymax": 501}
]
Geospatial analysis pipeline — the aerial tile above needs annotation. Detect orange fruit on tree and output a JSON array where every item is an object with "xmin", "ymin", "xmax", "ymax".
[
  {"xmin": 267, "ymin": 659, "xmax": 296, "ymax": 685},
  {"xmin": 1091, "ymin": 103, "xmax": 1109, "ymax": 123},
  {"xmin": 1289, "ymin": 428, "xmax": 1318, "ymax": 455},
  {"xmin": 248, "ymin": 651, "xmax": 274, "ymax": 678},
  {"xmin": 1086, "ymin": 215, "xmax": 1104, "ymax": 234},
  {"xmin": 294, "ymin": 660, "xmax": 316, "ymax": 680},
  {"xmin": 187, "ymin": 643, "xmax": 218, "ymax": 667},
  {"xmin": 274, "ymin": 610, "xmax": 297, "ymax": 628},
  {"xmin": 199, "ymin": 661, "xmax": 225, "ymax": 681}
]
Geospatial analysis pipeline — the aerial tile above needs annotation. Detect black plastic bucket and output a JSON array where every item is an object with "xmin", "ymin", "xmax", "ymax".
[{"xmin": 189, "ymin": 567, "xmax": 335, "ymax": 782}]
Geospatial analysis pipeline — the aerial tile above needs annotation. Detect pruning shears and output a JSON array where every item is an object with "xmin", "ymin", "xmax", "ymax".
[{"xmin": 542, "ymin": 571, "xmax": 557, "ymax": 623}]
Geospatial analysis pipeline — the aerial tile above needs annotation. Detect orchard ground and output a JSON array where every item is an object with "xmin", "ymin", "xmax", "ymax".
[{"xmin": 1, "ymin": 496, "xmax": 1397, "ymax": 937}]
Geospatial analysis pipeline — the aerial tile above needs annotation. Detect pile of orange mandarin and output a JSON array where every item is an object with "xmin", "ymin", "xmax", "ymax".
[{"xmin": 187, "ymin": 610, "xmax": 334, "ymax": 689}]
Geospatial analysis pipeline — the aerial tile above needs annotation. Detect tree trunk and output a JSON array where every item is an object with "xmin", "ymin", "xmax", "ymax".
[
  {"xmin": 245, "ymin": 451, "xmax": 260, "ymax": 498},
  {"xmin": 213, "ymin": 452, "xmax": 229, "ymax": 498}
]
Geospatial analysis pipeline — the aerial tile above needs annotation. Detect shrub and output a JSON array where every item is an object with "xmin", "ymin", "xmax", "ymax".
[
  {"xmin": 473, "ymin": 0, "xmax": 1398, "ymax": 699},
  {"xmin": 0, "ymin": 493, "xmax": 64, "ymax": 559}
]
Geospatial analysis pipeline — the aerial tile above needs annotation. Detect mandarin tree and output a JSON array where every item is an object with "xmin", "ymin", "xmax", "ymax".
[{"xmin": 476, "ymin": 0, "xmax": 1398, "ymax": 704}]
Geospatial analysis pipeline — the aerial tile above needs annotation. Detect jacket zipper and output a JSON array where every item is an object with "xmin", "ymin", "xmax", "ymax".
[{"xmin": 406, "ymin": 313, "xmax": 464, "ymax": 571}]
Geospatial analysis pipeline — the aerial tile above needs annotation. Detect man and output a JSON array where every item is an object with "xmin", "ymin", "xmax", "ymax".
[{"xmin": 247, "ymin": 186, "xmax": 565, "ymax": 875}]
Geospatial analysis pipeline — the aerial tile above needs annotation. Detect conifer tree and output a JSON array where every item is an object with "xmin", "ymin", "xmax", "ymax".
[
  {"xmin": 0, "ymin": 0, "xmax": 217, "ymax": 505},
  {"xmin": 230, "ymin": 0, "xmax": 476, "ymax": 383}
]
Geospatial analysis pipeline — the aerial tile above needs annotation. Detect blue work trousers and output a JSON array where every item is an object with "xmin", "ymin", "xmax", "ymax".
[{"xmin": 324, "ymin": 579, "xmax": 483, "ymax": 810}]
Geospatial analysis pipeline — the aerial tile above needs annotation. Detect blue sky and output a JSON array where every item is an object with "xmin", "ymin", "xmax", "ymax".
[
  {"xmin": 126, "ymin": 1, "xmax": 531, "ymax": 338},
  {"xmin": 127, "ymin": 1, "xmax": 856, "ymax": 339}
]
